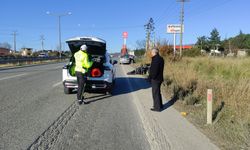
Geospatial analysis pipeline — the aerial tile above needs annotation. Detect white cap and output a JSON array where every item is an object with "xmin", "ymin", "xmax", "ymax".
[{"xmin": 80, "ymin": 44, "xmax": 87, "ymax": 51}]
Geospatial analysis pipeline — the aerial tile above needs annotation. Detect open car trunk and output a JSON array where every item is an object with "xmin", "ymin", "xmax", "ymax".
[{"xmin": 66, "ymin": 37, "xmax": 107, "ymax": 77}]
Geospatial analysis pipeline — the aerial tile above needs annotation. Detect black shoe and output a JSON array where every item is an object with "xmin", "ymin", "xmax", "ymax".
[
  {"xmin": 78, "ymin": 100, "xmax": 83, "ymax": 105},
  {"xmin": 82, "ymin": 100, "xmax": 89, "ymax": 105},
  {"xmin": 150, "ymin": 108, "xmax": 161, "ymax": 112}
]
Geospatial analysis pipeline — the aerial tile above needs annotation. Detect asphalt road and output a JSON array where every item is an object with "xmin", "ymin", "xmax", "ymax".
[{"xmin": 0, "ymin": 63, "xmax": 150, "ymax": 150}]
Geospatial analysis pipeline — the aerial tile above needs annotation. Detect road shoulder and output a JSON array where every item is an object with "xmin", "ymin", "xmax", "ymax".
[{"xmin": 121, "ymin": 64, "xmax": 219, "ymax": 150}]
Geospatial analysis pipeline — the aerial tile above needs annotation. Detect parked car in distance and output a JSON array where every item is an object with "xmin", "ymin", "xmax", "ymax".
[
  {"xmin": 62, "ymin": 36, "xmax": 117, "ymax": 95},
  {"xmin": 119, "ymin": 54, "xmax": 135, "ymax": 64}
]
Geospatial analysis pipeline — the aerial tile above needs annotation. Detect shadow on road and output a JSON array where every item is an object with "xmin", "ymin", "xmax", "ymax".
[
  {"xmin": 70, "ymin": 77, "xmax": 151, "ymax": 104},
  {"xmin": 112, "ymin": 77, "xmax": 151, "ymax": 96},
  {"xmin": 85, "ymin": 94, "xmax": 112, "ymax": 104},
  {"xmin": 161, "ymin": 95, "xmax": 178, "ymax": 111}
]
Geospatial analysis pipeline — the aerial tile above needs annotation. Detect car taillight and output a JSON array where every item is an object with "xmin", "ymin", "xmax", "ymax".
[{"xmin": 91, "ymin": 68, "xmax": 102, "ymax": 77}]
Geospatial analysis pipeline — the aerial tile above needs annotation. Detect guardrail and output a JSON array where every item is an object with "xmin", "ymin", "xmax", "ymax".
[{"xmin": 0, "ymin": 56, "xmax": 67, "ymax": 64}]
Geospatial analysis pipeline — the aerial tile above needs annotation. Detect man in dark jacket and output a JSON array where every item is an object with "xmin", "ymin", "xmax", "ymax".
[{"xmin": 148, "ymin": 48, "xmax": 164, "ymax": 112}]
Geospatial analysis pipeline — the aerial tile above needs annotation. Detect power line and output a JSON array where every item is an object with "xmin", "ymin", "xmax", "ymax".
[
  {"xmin": 154, "ymin": 2, "xmax": 176, "ymax": 24},
  {"xmin": 186, "ymin": 0, "xmax": 235, "ymax": 20}
]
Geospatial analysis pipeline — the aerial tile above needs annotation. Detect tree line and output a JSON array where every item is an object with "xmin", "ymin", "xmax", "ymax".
[{"xmin": 196, "ymin": 28, "xmax": 250, "ymax": 53}]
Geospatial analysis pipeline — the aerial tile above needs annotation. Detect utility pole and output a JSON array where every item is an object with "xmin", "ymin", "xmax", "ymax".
[
  {"xmin": 47, "ymin": 11, "xmax": 72, "ymax": 58},
  {"xmin": 40, "ymin": 35, "xmax": 45, "ymax": 51},
  {"xmin": 144, "ymin": 18, "xmax": 155, "ymax": 53},
  {"xmin": 177, "ymin": 0, "xmax": 189, "ymax": 57},
  {"xmin": 11, "ymin": 31, "xmax": 18, "ymax": 53}
]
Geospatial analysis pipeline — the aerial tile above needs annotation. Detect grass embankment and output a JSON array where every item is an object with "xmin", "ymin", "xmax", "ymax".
[
  {"xmin": 136, "ymin": 57, "xmax": 250, "ymax": 149},
  {"xmin": 165, "ymin": 57, "xmax": 250, "ymax": 150},
  {"xmin": 0, "ymin": 59, "xmax": 67, "ymax": 68}
]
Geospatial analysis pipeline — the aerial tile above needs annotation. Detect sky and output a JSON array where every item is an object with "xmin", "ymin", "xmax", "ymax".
[{"xmin": 0, "ymin": 0, "xmax": 249, "ymax": 53}]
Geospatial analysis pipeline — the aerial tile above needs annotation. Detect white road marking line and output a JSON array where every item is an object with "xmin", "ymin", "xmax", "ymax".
[
  {"xmin": 52, "ymin": 66, "xmax": 63, "ymax": 70},
  {"xmin": 53, "ymin": 81, "xmax": 62, "ymax": 87},
  {"xmin": 0, "ymin": 73, "xmax": 27, "ymax": 81}
]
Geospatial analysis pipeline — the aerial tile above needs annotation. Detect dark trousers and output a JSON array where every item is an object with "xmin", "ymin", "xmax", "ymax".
[
  {"xmin": 151, "ymin": 80, "xmax": 163, "ymax": 110},
  {"xmin": 76, "ymin": 71, "xmax": 86, "ymax": 100}
]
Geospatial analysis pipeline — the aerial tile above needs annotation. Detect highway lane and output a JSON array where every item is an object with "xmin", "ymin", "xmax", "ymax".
[
  {"xmin": 0, "ymin": 63, "xmax": 150, "ymax": 150},
  {"xmin": 0, "ymin": 62, "xmax": 72, "ymax": 149},
  {"xmin": 52, "ymin": 65, "xmax": 150, "ymax": 150}
]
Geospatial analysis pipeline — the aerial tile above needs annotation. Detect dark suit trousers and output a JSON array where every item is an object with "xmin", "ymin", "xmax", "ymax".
[
  {"xmin": 76, "ymin": 71, "xmax": 86, "ymax": 100},
  {"xmin": 151, "ymin": 80, "xmax": 163, "ymax": 110}
]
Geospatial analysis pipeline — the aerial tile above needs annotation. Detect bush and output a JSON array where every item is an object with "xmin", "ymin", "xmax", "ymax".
[
  {"xmin": 134, "ymin": 49, "xmax": 145, "ymax": 57},
  {"xmin": 183, "ymin": 48, "xmax": 201, "ymax": 57},
  {"xmin": 246, "ymin": 49, "xmax": 250, "ymax": 56}
]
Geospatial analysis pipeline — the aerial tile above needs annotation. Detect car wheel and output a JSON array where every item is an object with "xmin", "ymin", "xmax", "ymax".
[
  {"xmin": 105, "ymin": 84, "xmax": 113, "ymax": 95},
  {"xmin": 64, "ymin": 87, "xmax": 72, "ymax": 94},
  {"xmin": 106, "ymin": 89, "xmax": 113, "ymax": 95}
]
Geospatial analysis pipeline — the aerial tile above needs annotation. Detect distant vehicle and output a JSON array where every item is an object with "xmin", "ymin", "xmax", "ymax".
[
  {"xmin": 62, "ymin": 36, "xmax": 117, "ymax": 95},
  {"xmin": 38, "ymin": 53, "xmax": 48, "ymax": 57},
  {"xmin": 119, "ymin": 54, "xmax": 135, "ymax": 64}
]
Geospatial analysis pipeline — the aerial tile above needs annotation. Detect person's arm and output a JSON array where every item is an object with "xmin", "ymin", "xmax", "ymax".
[{"xmin": 149, "ymin": 59, "xmax": 160, "ymax": 80}]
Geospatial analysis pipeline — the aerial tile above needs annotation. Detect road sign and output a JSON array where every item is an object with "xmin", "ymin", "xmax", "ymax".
[
  {"xmin": 122, "ymin": 32, "xmax": 128, "ymax": 38},
  {"xmin": 167, "ymin": 24, "xmax": 184, "ymax": 34}
]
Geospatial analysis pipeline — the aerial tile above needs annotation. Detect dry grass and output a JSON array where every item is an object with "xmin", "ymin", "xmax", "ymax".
[
  {"xmin": 0, "ymin": 59, "xmax": 65, "ymax": 69},
  {"xmin": 162, "ymin": 57, "xmax": 250, "ymax": 149}
]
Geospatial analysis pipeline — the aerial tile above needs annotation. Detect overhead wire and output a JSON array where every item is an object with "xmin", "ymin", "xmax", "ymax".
[
  {"xmin": 1, "ymin": 0, "xmax": 237, "ymax": 47},
  {"xmin": 154, "ymin": 1, "xmax": 176, "ymax": 24},
  {"xmin": 186, "ymin": 0, "xmax": 236, "ymax": 20},
  {"xmin": 153, "ymin": 0, "xmax": 236, "ymax": 35}
]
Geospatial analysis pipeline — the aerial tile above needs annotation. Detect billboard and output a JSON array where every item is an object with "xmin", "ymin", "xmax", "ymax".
[{"xmin": 167, "ymin": 24, "xmax": 184, "ymax": 34}]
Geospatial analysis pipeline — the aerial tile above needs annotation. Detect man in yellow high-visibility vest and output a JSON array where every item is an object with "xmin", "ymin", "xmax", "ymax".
[{"xmin": 74, "ymin": 44, "xmax": 93, "ymax": 104}]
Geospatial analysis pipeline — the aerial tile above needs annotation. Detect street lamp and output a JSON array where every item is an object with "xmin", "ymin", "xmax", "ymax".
[{"xmin": 46, "ymin": 11, "xmax": 72, "ymax": 58}]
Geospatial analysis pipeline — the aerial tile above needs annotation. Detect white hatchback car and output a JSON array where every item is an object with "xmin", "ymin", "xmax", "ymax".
[{"xmin": 62, "ymin": 36, "xmax": 117, "ymax": 94}]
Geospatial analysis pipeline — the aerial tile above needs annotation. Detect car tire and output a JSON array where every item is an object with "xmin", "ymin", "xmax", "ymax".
[
  {"xmin": 105, "ymin": 83, "xmax": 114, "ymax": 95},
  {"xmin": 106, "ymin": 89, "xmax": 113, "ymax": 95},
  {"xmin": 64, "ymin": 87, "xmax": 72, "ymax": 94}
]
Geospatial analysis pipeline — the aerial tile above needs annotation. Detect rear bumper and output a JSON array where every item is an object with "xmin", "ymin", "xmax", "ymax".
[{"xmin": 63, "ymin": 79, "xmax": 113, "ymax": 91}]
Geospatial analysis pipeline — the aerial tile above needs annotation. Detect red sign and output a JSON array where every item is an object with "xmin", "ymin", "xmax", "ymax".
[
  {"xmin": 207, "ymin": 94, "xmax": 212, "ymax": 102},
  {"xmin": 122, "ymin": 32, "xmax": 128, "ymax": 38}
]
